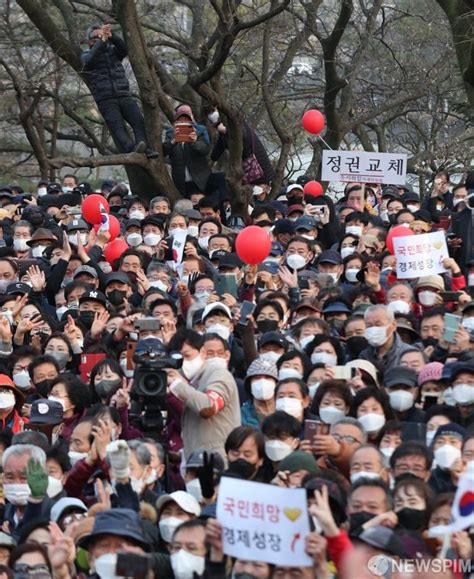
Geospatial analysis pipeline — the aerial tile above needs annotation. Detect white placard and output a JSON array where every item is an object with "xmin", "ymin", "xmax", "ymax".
[
  {"xmin": 216, "ymin": 477, "xmax": 312, "ymax": 566},
  {"xmin": 393, "ymin": 231, "xmax": 448, "ymax": 279},
  {"xmin": 171, "ymin": 229, "xmax": 187, "ymax": 264},
  {"xmin": 322, "ymin": 150, "xmax": 407, "ymax": 185}
]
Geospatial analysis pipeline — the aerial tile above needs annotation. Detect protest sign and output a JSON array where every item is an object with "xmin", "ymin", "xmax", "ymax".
[
  {"xmin": 322, "ymin": 150, "xmax": 407, "ymax": 185},
  {"xmin": 216, "ymin": 477, "xmax": 312, "ymax": 566},
  {"xmin": 171, "ymin": 228, "xmax": 187, "ymax": 264},
  {"xmin": 393, "ymin": 230, "xmax": 448, "ymax": 279}
]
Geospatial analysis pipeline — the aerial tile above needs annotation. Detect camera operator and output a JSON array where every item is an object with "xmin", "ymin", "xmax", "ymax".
[
  {"xmin": 81, "ymin": 23, "xmax": 158, "ymax": 158},
  {"xmin": 167, "ymin": 329, "xmax": 240, "ymax": 461}
]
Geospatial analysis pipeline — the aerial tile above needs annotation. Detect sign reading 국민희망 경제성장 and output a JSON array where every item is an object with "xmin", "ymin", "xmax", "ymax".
[
  {"xmin": 216, "ymin": 477, "xmax": 312, "ymax": 566},
  {"xmin": 321, "ymin": 150, "xmax": 407, "ymax": 185},
  {"xmin": 393, "ymin": 230, "xmax": 449, "ymax": 279}
]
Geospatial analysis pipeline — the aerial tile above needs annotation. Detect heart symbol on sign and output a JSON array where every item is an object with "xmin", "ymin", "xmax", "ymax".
[
  {"xmin": 433, "ymin": 241, "xmax": 443, "ymax": 249},
  {"xmin": 283, "ymin": 507, "xmax": 302, "ymax": 522}
]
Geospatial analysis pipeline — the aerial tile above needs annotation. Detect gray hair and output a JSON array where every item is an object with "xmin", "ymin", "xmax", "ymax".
[
  {"xmin": 146, "ymin": 262, "xmax": 173, "ymax": 277},
  {"xmin": 13, "ymin": 220, "xmax": 33, "ymax": 234},
  {"xmin": 386, "ymin": 282, "xmax": 413, "ymax": 299},
  {"xmin": 350, "ymin": 443, "xmax": 385, "ymax": 470},
  {"xmin": 2, "ymin": 444, "xmax": 46, "ymax": 469},
  {"xmin": 150, "ymin": 196, "xmax": 170, "ymax": 209},
  {"xmin": 173, "ymin": 200, "xmax": 193, "ymax": 213},
  {"xmin": 127, "ymin": 440, "xmax": 151, "ymax": 466},
  {"xmin": 142, "ymin": 438, "xmax": 165, "ymax": 463},
  {"xmin": 364, "ymin": 304, "xmax": 394, "ymax": 324},
  {"xmin": 331, "ymin": 417, "xmax": 368, "ymax": 443}
]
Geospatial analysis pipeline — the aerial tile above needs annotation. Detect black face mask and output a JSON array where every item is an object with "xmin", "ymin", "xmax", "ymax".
[
  {"xmin": 388, "ymin": 213, "xmax": 397, "ymax": 224},
  {"xmin": 227, "ymin": 458, "xmax": 257, "ymax": 480},
  {"xmin": 256, "ymin": 320, "xmax": 279, "ymax": 334},
  {"xmin": 95, "ymin": 379, "xmax": 122, "ymax": 401},
  {"xmin": 109, "ymin": 205, "xmax": 122, "ymax": 214},
  {"xmin": 328, "ymin": 318, "xmax": 345, "ymax": 333},
  {"xmin": 107, "ymin": 289, "xmax": 126, "ymax": 306},
  {"xmin": 396, "ymin": 507, "xmax": 427, "ymax": 531},
  {"xmin": 346, "ymin": 336, "xmax": 369, "ymax": 357},
  {"xmin": 35, "ymin": 378, "xmax": 55, "ymax": 398},
  {"xmin": 422, "ymin": 336, "xmax": 438, "ymax": 348},
  {"xmin": 349, "ymin": 511, "xmax": 376, "ymax": 536},
  {"xmin": 78, "ymin": 311, "xmax": 96, "ymax": 329}
]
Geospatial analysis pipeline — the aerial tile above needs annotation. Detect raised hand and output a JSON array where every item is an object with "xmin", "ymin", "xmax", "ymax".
[
  {"xmin": 278, "ymin": 265, "xmax": 298, "ymax": 289},
  {"xmin": 26, "ymin": 457, "xmax": 48, "ymax": 500},
  {"xmin": 27, "ymin": 265, "xmax": 46, "ymax": 291},
  {"xmin": 90, "ymin": 310, "xmax": 110, "ymax": 340},
  {"xmin": 48, "ymin": 521, "xmax": 76, "ymax": 572}
]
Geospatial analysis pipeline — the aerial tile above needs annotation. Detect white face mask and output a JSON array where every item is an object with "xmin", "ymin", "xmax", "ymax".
[
  {"xmin": 346, "ymin": 225, "xmax": 363, "ymax": 237},
  {"xmin": 452, "ymin": 384, "xmax": 474, "ymax": 405},
  {"xmin": 308, "ymin": 382, "xmax": 320, "ymax": 399},
  {"xmin": 462, "ymin": 318, "xmax": 474, "ymax": 332},
  {"xmin": 418, "ymin": 290, "xmax": 438, "ymax": 307},
  {"xmin": 120, "ymin": 359, "xmax": 134, "ymax": 378},
  {"xmin": 187, "ymin": 225, "xmax": 199, "ymax": 237},
  {"xmin": 327, "ymin": 272, "xmax": 339, "ymax": 283},
  {"xmin": 345, "ymin": 268, "xmax": 360, "ymax": 283},
  {"xmin": 159, "ymin": 516, "xmax": 183, "ymax": 543},
  {"xmin": 31, "ymin": 245, "xmax": 46, "ymax": 258},
  {"xmin": 143, "ymin": 233, "xmax": 161, "ymax": 247},
  {"xmin": 182, "ymin": 355, "xmax": 204, "ymax": 380},
  {"xmin": 389, "ymin": 390, "xmax": 414, "ymax": 412},
  {"xmin": 131, "ymin": 477, "xmax": 145, "ymax": 495},
  {"xmin": 259, "ymin": 351, "xmax": 280, "ymax": 363},
  {"xmin": 350, "ymin": 471, "xmax": 381, "ymax": 484},
  {"xmin": 68, "ymin": 450, "xmax": 87, "ymax": 466},
  {"xmin": 205, "ymin": 323, "xmax": 230, "ymax": 340},
  {"xmin": 278, "ymin": 367, "xmax": 303, "ymax": 381},
  {"xmin": 311, "ymin": 352, "xmax": 337, "ymax": 366},
  {"xmin": 387, "ymin": 300, "xmax": 410, "ymax": 315},
  {"xmin": 171, "ymin": 549, "xmax": 205, "ymax": 579},
  {"xmin": 340, "ymin": 246, "xmax": 355, "ymax": 260},
  {"xmin": 13, "ymin": 238, "xmax": 30, "ymax": 251},
  {"xmin": 0, "ymin": 391, "xmax": 15, "ymax": 410},
  {"xmin": 37, "ymin": 187, "xmax": 47, "ymax": 197},
  {"xmin": 468, "ymin": 274, "xmax": 474, "ymax": 287},
  {"xmin": 452, "ymin": 197, "xmax": 466, "ymax": 208},
  {"xmin": 380, "ymin": 447, "xmax": 395, "ymax": 467},
  {"xmin": 319, "ymin": 406, "xmax": 345, "ymax": 425},
  {"xmin": 358, "ymin": 413, "xmax": 386, "ymax": 434},
  {"xmin": 286, "ymin": 254, "xmax": 307, "ymax": 270},
  {"xmin": 276, "ymin": 397, "xmax": 302, "ymax": 419},
  {"xmin": 1, "ymin": 310, "xmax": 13, "ymax": 325},
  {"xmin": 13, "ymin": 371, "xmax": 31, "ymax": 390},
  {"xmin": 198, "ymin": 236, "xmax": 210, "ymax": 251},
  {"xmin": 208, "ymin": 110, "xmax": 220, "ymax": 124},
  {"xmin": 407, "ymin": 204, "xmax": 419, "ymax": 213},
  {"xmin": 4, "ymin": 483, "xmax": 30, "ymax": 506},
  {"xmin": 194, "ymin": 290, "xmax": 211, "ymax": 305},
  {"xmin": 47, "ymin": 475, "xmax": 63, "ymax": 498},
  {"xmin": 129, "ymin": 209, "xmax": 145, "ymax": 220},
  {"xmin": 299, "ymin": 335, "xmax": 314, "ymax": 350},
  {"xmin": 443, "ymin": 387, "xmax": 456, "ymax": 406},
  {"xmin": 426, "ymin": 430, "xmax": 436, "ymax": 446},
  {"xmin": 265, "ymin": 440, "xmax": 294, "ymax": 462},
  {"xmin": 94, "ymin": 553, "xmax": 119, "ymax": 579},
  {"xmin": 127, "ymin": 232, "xmax": 143, "ymax": 247},
  {"xmin": 185, "ymin": 478, "xmax": 203, "ymax": 503},
  {"xmin": 206, "ymin": 357, "xmax": 228, "ymax": 370},
  {"xmin": 251, "ymin": 378, "xmax": 276, "ymax": 401},
  {"xmin": 380, "ymin": 210, "xmax": 389, "ymax": 222},
  {"xmin": 170, "ymin": 227, "xmax": 188, "ymax": 238},
  {"xmin": 434, "ymin": 444, "xmax": 461, "ymax": 470},
  {"xmin": 149, "ymin": 279, "xmax": 169, "ymax": 293},
  {"xmin": 365, "ymin": 326, "xmax": 388, "ymax": 347},
  {"xmin": 62, "ymin": 186, "xmax": 73, "ymax": 193},
  {"xmin": 56, "ymin": 305, "xmax": 68, "ymax": 320}
]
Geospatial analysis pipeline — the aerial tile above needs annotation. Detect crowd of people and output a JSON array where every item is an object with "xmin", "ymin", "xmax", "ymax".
[{"xmin": 0, "ymin": 157, "xmax": 471, "ymax": 579}]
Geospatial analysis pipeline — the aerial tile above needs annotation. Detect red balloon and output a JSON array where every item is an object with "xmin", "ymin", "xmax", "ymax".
[
  {"xmin": 303, "ymin": 180, "xmax": 324, "ymax": 196},
  {"xmin": 82, "ymin": 194, "xmax": 110, "ymax": 225},
  {"xmin": 236, "ymin": 226, "xmax": 272, "ymax": 265},
  {"xmin": 94, "ymin": 214, "xmax": 120, "ymax": 241},
  {"xmin": 104, "ymin": 238, "xmax": 129, "ymax": 267},
  {"xmin": 386, "ymin": 225, "xmax": 414, "ymax": 255},
  {"xmin": 301, "ymin": 109, "xmax": 325, "ymax": 134}
]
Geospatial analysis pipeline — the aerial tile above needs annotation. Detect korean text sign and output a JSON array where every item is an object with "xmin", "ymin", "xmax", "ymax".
[
  {"xmin": 322, "ymin": 150, "xmax": 407, "ymax": 185},
  {"xmin": 393, "ymin": 231, "xmax": 448, "ymax": 279},
  {"xmin": 216, "ymin": 477, "xmax": 312, "ymax": 566}
]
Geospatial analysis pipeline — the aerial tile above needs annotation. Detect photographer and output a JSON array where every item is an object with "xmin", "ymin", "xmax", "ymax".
[{"xmin": 81, "ymin": 23, "xmax": 157, "ymax": 158}]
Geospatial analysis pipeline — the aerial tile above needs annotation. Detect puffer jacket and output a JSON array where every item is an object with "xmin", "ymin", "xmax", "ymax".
[{"xmin": 81, "ymin": 34, "xmax": 130, "ymax": 102}]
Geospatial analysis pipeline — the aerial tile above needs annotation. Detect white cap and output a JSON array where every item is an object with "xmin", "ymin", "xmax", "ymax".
[
  {"xmin": 287, "ymin": 184, "xmax": 304, "ymax": 193},
  {"xmin": 156, "ymin": 491, "xmax": 201, "ymax": 517},
  {"xmin": 50, "ymin": 497, "xmax": 87, "ymax": 522},
  {"xmin": 346, "ymin": 359, "xmax": 378, "ymax": 385},
  {"xmin": 201, "ymin": 302, "xmax": 232, "ymax": 322}
]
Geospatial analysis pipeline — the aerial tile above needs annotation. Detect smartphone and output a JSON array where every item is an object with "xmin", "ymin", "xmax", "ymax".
[
  {"xmin": 442, "ymin": 313, "xmax": 461, "ymax": 343},
  {"xmin": 174, "ymin": 123, "xmax": 195, "ymax": 143},
  {"xmin": 304, "ymin": 420, "xmax": 329, "ymax": 440},
  {"xmin": 441, "ymin": 291, "xmax": 460, "ymax": 303},
  {"xmin": 298, "ymin": 278, "xmax": 310, "ymax": 290},
  {"xmin": 423, "ymin": 394, "xmax": 440, "ymax": 411},
  {"xmin": 238, "ymin": 300, "xmax": 255, "ymax": 326},
  {"xmin": 80, "ymin": 353, "xmax": 106, "ymax": 383},
  {"xmin": 214, "ymin": 273, "xmax": 238, "ymax": 298},
  {"xmin": 116, "ymin": 552, "xmax": 152, "ymax": 579},
  {"xmin": 333, "ymin": 366, "xmax": 355, "ymax": 380}
]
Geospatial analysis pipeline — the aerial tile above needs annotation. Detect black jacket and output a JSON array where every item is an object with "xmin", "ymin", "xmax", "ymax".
[
  {"xmin": 81, "ymin": 35, "xmax": 131, "ymax": 102},
  {"xmin": 450, "ymin": 206, "xmax": 474, "ymax": 274}
]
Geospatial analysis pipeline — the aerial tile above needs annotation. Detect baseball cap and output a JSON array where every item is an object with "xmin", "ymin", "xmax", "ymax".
[
  {"xmin": 217, "ymin": 253, "xmax": 242, "ymax": 269},
  {"xmin": 318, "ymin": 250, "xmax": 342, "ymax": 265},
  {"xmin": 384, "ymin": 366, "xmax": 418, "ymax": 389},
  {"xmin": 156, "ymin": 491, "xmax": 201, "ymax": 517},
  {"xmin": 6, "ymin": 282, "xmax": 31, "ymax": 296},
  {"xmin": 51, "ymin": 497, "xmax": 88, "ymax": 523},
  {"xmin": 73, "ymin": 265, "xmax": 98, "ymax": 279},
  {"xmin": 105, "ymin": 272, "xmax": 132, "ymax": 286},
  {"xmin": 295, "ymin": 216, "xmax": 317, "ymax": 231},
  {"xmin": 79, "ymin": 290, "xmax": 107, "ymax": 307},
  {"xmin": 66, "ymin": 219, "xmax": 89, "ymax": 231},
  {"xmin": 79, "ymin": 508, "xmax": 149, "ymax": 550},
  {"xmin": 29, "ymin": 399, "xmax": 64, "ymax": 426},
  {"xmin": 273, "ymin": 219, "xmax": 295, "ymax": 235},
  {"xmin": 322, "ymin": 301, "xmax": 351, "ymax": 315},
  {"xmin": 202, "ymin": 302, "xmax": 232, "ymax": 322},
  {"xmin": 415, "ymin": 275, "xmax": 445, "ymax": 292},
  {"xmin": 258, "ymin": 331, "xmax": 289, "ymax": 350}
]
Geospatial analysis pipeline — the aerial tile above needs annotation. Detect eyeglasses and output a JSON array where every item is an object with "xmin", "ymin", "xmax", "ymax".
[
  {"xmin": 61, "ymin": 512, "xmax": 87, "ymax": 527},
  {"xmin": 332, "ymin": 434, "xmax": 362, "ymax": 445}
]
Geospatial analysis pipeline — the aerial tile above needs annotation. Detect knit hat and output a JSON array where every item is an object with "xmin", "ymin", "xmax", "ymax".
[
  {"xmin": 279, "ymin": 451, "xmax": 319, "ymax": 476},
  {"xmin": 418, "ymin": 362, "xmax": 444, "ymax": 387},
  {"xmin": 434, "ymin": 422, "xmax": 465, "ymax": 442}
]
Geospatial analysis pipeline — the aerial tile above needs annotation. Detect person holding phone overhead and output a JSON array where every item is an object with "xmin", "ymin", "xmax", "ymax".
[{"xmin": 163, "ymin": 105, "xmax": 212, "ymax": 198}]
